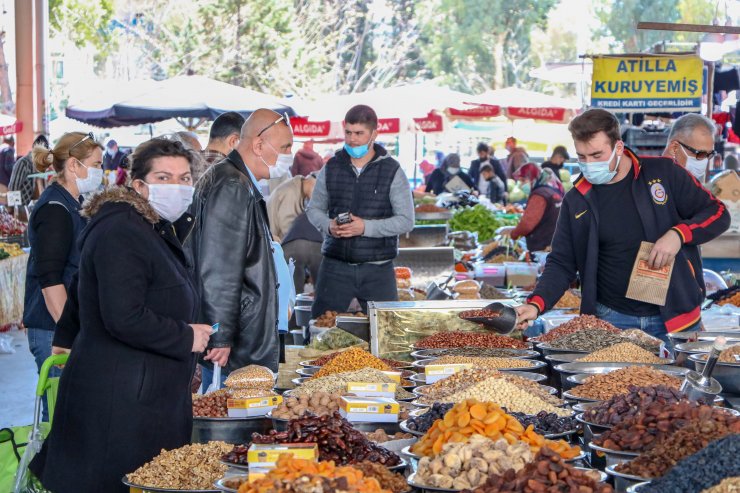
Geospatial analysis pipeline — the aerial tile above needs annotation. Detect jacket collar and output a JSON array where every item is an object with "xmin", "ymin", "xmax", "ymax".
[
  {"xmin": 82, "ymin": 186, "xmax": 159, "ymax": 224},
  {"xmin": 573, "ymin": 145, "xmax": 642, "ymax": 197},
  {"xmin": 226, "ymin": 149, "xmax": 264, "ymax": 201}
]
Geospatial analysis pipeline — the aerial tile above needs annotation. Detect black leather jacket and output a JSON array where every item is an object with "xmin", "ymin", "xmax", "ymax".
[{"xmin": 186, "ymin": 150, "xmax": 279, "ymax": 372}]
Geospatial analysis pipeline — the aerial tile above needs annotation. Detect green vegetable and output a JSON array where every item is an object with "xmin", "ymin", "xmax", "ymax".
[{"xmin": 448, "ymin": 205, "xmax": 504, "ymax": 242}]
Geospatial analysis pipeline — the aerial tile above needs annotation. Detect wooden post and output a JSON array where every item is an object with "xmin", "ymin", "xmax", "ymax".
[
  {"xmin": 15, "ymin": 0, "xmax": 34, "ymax": 154},
  {"xmin": 34, "ymin": 0, "xmax": 49, "ymax": 137}
]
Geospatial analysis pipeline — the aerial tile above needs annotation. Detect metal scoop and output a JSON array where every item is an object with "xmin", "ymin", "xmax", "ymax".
[
  {"xmin": 680, "ymin": 336, "xmax": 724, "ymax": 403},
  {"xmin": 426, "ymin": 272, "xmax": 456, "ymax": 300},
  {"xmin": 458, "ymin": 302, "xmax": 519, "ymax": 335}
]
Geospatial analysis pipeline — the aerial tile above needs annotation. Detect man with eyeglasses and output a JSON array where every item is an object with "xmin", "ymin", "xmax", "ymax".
[
  {"xmin": 187, "ymin": 109, "xmax": 294, "ymax": 382},
  {"xmin": 515, "ymin": 109, "xmax": 730, "ymax": 342},
  {"xmin": 307, "ymin": 104, "xmax": 414, "ymax": 317},
  {"xmin": 662, "ymin": 113, "xmax": 718, "ymax": 182}
]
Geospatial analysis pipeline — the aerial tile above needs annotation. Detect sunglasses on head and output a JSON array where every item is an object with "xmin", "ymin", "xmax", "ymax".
[
  {"xmin": 257, "ymin": 112, "xmax": 291, "ymax": 137},
  {"xmin": 69, "ymin": 132, "xmax": 95, "ymax": 151},
  {"xmin": 678, "ymin": 141, "xmax": 716, "ymax": 160}
]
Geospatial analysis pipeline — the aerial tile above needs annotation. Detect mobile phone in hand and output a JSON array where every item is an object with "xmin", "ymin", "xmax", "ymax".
[{"xmin": 336, "ymin": 212, "xmax": 352, "ymax": 225}]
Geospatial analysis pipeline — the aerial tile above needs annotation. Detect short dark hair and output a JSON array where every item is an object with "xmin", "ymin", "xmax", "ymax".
[
  {"xmin": 552, "ymin": 145, "xmax": 569, "ymax": 160},
  {"xmin": 345, "ymin": 105, "xmax": 378, "ymax": 131},
  {"xmin": 568, "ymin": 108, "xmax": 621, "ymax": 146},
  {"xmin": 33, "ymin": 134, "xmax": 49, "ymax": 149},
  {"xmin": 476, "ymin": 142, "xmax": 489, "ymax": 154},
  {"xmin": 130, "ymin": 138, "xmax": 195, "ymax": 181},
  {"xmin": 209, "ymin": 111, "xmax": 246, "ymax": 140}
]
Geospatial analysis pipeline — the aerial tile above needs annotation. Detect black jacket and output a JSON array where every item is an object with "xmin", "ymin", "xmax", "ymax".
[
  {"xmin": 31, "ymin": 188, "xmax": 199, "ymax": 493},
  {"xmin": 102, "ymin": 150, "xmax": 128, "ymax": 171},
  {"xmin": 425, "ymin": 168, "xmax": 474, "ymax": 195},
  {"xmin": 186, "ymin": 149, "xmax": 280, "ymax": 372},
  {"xmin": 527, "ymin": 149, "xmax": 730, "ymax": 333}
]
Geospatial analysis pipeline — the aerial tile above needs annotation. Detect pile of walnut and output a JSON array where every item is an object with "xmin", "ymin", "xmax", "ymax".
[{"xmin": 415, "ymin": 435, "xmax": 533, "ymax": 490}]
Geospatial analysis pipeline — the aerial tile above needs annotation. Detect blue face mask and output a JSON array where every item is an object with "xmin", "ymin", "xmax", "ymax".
[
  {"xmin": 578, "ymin": 146, "xmax": 618, "ymax": 185},
  {"xmin": 344, "ymin": 143, "xmax": 370, "ymax": 159},
  {"xmin": 521, "ymin": 183, "xmax": 531, "ymax": 195}
]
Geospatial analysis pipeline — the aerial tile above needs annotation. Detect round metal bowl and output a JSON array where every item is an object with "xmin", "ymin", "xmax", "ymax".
[
  {"xmin": 298, "ymin": 360, "xmax": 321, "ymax": 369},
  {"xmin": 401, "ymin": 444, "xmax": 422, "ymax": 460},
  {"xmin": 689, "ymin": 353, "xmax": 740, "ymax": 394},
  {"xmin": 626, "ymin": 481, "xmax": 651, "ymax": 492},
  {"xmin": 123, "ymin": 477, "xmax": 218, "ymax": 492},
  {"xmin": 399, "ymin": 419, "xmax": 425, "ymax": 437},
  {"xmin": 537, "ymin": 343, "xmax": 591, "ymax": 357},
  {"xmin": 575, "ymin": 412, "xmax": 613, "ymax": 435},
  {"xmin": 543, "ymin": 428, "xmax": 580, "ymax": 441},
  {"xmin": 605, "ymin": 464, "xmax": 651, "ymax": 493},
  {"xmin": 214, "ymin": 475, "xmax": 247, "ymax": 493},
  {"xmin": 667, "ymin": 330, "xmax": 740, "ymax": 348},
  {"xmin": 588, "ymin": 443, "xmax": 640, "ymax": 467},
  {"xmin": 553, "ymin": 361, "xmax": 685, "ymax": 390},
  {"xmin": 673, "ymin": 341, "xmax": 712, "ymax": 369},
  {"xmin": 412, "ymin": 386, "xmax": 563, "ymax": 409},
  {"xmin": 412, "ymin": 357, "xmax": 546, "ymax": 373},
  {"xmin": 409, "ymin": 370, "xmax": 547, "ymax": 386},
  {"xmin": 410, "ymin": 348, "xmax": 541, "ymax": 360},
  {"xmin": 407, "ymin": 472, "xmax": 460, "ymax": 493},
  {"xmin": 562, "ymin": 389, "xmax": 601, "ymax": 404},
  {"xmin": 547, "ymin": 354, "xmax": 676, "ymax": 366},
  {"xmin": 192, "ymin": 416, "xmax": 272, "ymax": 445},
  {"xmin": 291, "ymin": 376, "xmax": 415, "ymax": 392},
  {"xmin": 295, "ymin": 306, "xmax": 312, "ymax": 327},
  {"xmin": 411, "ymin": 341, "xmax": 534, "ymax": 353}
]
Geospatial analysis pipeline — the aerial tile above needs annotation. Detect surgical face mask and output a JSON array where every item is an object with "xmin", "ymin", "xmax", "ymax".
[
  {"xmin": 106, "ymin": 147, "xmax": 115, "ymax": 157},
  {"xmin": 578, "ymin": 146, "xmax": 618, "ymax": 185},
  {"xmin": 74, "ymin": 160, "xmax": 104, "ymax": 195},
  {"xmin": 521, "ymin": 182, "xmax": 531, "ymax": 195},
  {"xmin": 680, "ymin": 145, "xmax": 707, "ymax": 180},
  {"xmin": 262, "ymin": 141, "xmax": 293, "ymax": 179},
  {"xmin": 344, "ymin": 142, "xmax": 370, "ymax": 159},
  {"xmin": 146, "ymin": 183, "xmax": 194, "ymax": 223},
  {"xmin": 447, "ymin": 166, "xmax": 460, "ymax": 175}
]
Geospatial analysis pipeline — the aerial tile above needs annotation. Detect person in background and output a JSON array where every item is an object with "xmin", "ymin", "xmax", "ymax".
[
  {"xmin": 22, "ymin": 132, "xmax": 103, "ymax": 420},
  {"xmin": 0, "ymin": 136, "xmax": 16, "ymax": 192},
  {"xmin": 31, "ymin": 138, "xmax": 212, "ymax": 493},
  {"xmin": 102, "ymin": 139, "xmax": 127, "ymax": 172},
  {"xmin": 115, "ymin": 154, "xmax": 130, "ymax": 186},
  {"xmin": 515, "ymin": 109, "xmax": 730, "ymax": 342},
  {"xmin": 725, "ymin": 154, "xmax": 738, "ymax": 171},
  {"xmin": 176, "ymin": 131, "xmax": 202, "ymax": 152},
  {"xmin": 425, "ymin": 153, "xmax": 474, "ymax": 195},
  {"xmin": 478, "ymin": 162, "xmax": 506, "ymax": 204},
  {"xmin": 469, "ymin": 142, "xmax": 492, "ymax": 185},
  {"xmin": 505, "ymin": 136, "xmax": 529, "ymax": 178},
  {"xmin": 202, "ymin": 111, "xmax": 245, "ymax": 166},
  {"xmin": 291, "ymin": 142, "xmax": 324, "ymax": 177},
  {"xmin": 267, "ymin": 170, "xmax": 322, "ymax": 295},
  {"xmin": 307, "ymin": 104, "xmax": 414, "ymax": 316},
  {"xmin": 542, "ymin": 145, "xmax": 570, "ymax": 175},
  {"xmin": 9, "ymin": 134, "xmax": 48, "ymax": 205},
  {"xmin": 187, "ymin": 109, "xmax": 290, "ymax": 385},
  {"xmin": 506, "ymin": 166, "xmax": 563, "ymax": 252},
  {"xmin": 662, "ymin": 113, "xmax": 717, "ymax": 182},
  {"xmin": 267, "ymin": 172, "xmax": 318, "ymax": 242}
]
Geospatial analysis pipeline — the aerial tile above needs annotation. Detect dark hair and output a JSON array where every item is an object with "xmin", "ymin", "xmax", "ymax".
[
  {"xmin": 442, "ymin": 153, "xmax": 461, "ymax": 171},
  {"xmin": 4, "ymin": 136, "xmax": 14, "ymax": 145},
  {"xmin": 130, "ymin": 138, "xmax": 194, "ymax": 181},
  {"xmin": 210, "ymin": 111, "xmax": 246, "ymax": 140},
  {"xmin": 345, "ymin": 104, "xmax": 378, "ymax": 131},
  {"xmin": 552, "ymin": 145, "xmax": 569, "ymax": 160},
  {"xmin": 476, "ymin": 142, "xmax": 489, "ymax": 154},
  {"xmin": 33, "ymin": 134, "xmax": 49, "ymax": 149},
  {"xmin": 568, "ymin": 108, "xmax": 621, "ymax": 146}
]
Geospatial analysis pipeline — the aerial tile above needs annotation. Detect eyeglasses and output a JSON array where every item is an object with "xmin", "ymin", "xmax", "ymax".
[
  {"xmin": 257, "ymin": 112, "xmax": 291, "ymax": 137},
  {"xmin": 678, "ymin": 141, "xmax": 716, "ymax": 160},
  {"xmin": 69, "ymin": 132, "xmax": 95, "ymax": 152}
]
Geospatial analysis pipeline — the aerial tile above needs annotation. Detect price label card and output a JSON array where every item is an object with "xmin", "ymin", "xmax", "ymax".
[
  {"xmin": 7, "ymin": 191, "xmax": 21, "ymax": 206},
  {"xmin": 424, "ymin": 363, "xmax": 473, "ymax": 383}
]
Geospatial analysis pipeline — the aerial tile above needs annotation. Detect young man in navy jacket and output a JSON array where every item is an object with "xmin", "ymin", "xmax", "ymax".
[{"xmin": 516, "ymin": 109, "xmax": 730, "ymax": 340}]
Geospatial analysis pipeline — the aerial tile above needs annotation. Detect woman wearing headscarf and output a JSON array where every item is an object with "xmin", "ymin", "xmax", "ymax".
[
  {"xmin": 424, "ymin": 153, "xmax": 474, "ymax": 195},
  {"xmin": 507, "ymin": 164, "xmax": 564, "ymax": 251}
]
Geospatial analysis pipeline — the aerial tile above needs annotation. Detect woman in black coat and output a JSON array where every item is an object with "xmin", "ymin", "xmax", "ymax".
[
  {"xmin": 30, "ymin": 139, "xmax": 214, "ymax": 493},
  {"xmin": 425, "ymin": 153, "xmax": 474, "ymax": 195}
]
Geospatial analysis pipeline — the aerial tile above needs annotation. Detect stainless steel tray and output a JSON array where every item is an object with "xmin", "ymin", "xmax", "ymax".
[
  {"xmin": 122, "ymin": 477, "xmax": 218, "ymax": 492},
  {"xmin": 545, "ymin": 354, "xmax": 676, "ymax": 365},
  {"xmin": 410, "ymin": 348, "xmax": 540, "ymax": 360},
  {"xmin": 588, "ymin": 443, "xmax": 640, "ymax": 467},
  {"xmin": 411, "ymin": 357, "xmax": 546, "ymax": 373},
  {"xmin": 605, "ymin": 464, "xmax": 651, "ymax": 493},
  {"xmin": 690, "ymin": 353, "xmax": 740, "ymax": 394},
  {"xmin": 213, "ymin": 475, "xmax": 247, "ymax": 493},
  {"xmin": 409, "ymin": 369, "xmax": 547, "ymax": 386}
]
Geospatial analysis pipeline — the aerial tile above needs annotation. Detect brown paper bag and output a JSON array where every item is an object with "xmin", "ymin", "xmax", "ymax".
[{"xmin": 625, "ymin": 241, "xmax": 674, "ymax": 306}]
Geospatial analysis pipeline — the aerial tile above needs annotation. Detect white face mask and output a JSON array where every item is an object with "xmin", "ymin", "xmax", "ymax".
[
  {"xmin": 447, "ymin": 167, "xmax": 460, "ymax": 175},
  {"xmin": 680, "ymin": 145, "xmax": 707, "ymax": 180},
  {"xmin": 75, "ymin": 160, "xmax": 104, "ymax": 195},
  {"xmin": 146, "ymin": 183, "xmax": 194, "ymax": 223},
  {"xmin": 262, "ymin": 141, "xmax": 293, "ymax": 179}
]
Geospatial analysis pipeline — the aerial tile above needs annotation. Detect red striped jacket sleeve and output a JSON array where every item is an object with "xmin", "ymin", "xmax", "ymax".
[{"xmin": 670, "ymin": 166, "xmax": 730, "ymax": 246}]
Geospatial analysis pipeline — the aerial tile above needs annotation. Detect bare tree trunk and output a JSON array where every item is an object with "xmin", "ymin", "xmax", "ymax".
[
  {"xmin": 492, "ymin": 32, "xmax": 506, "ymax": 90},
  {"xmin": 0, "ymin": 32, "xmax": 15, "ymax": 114}
]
